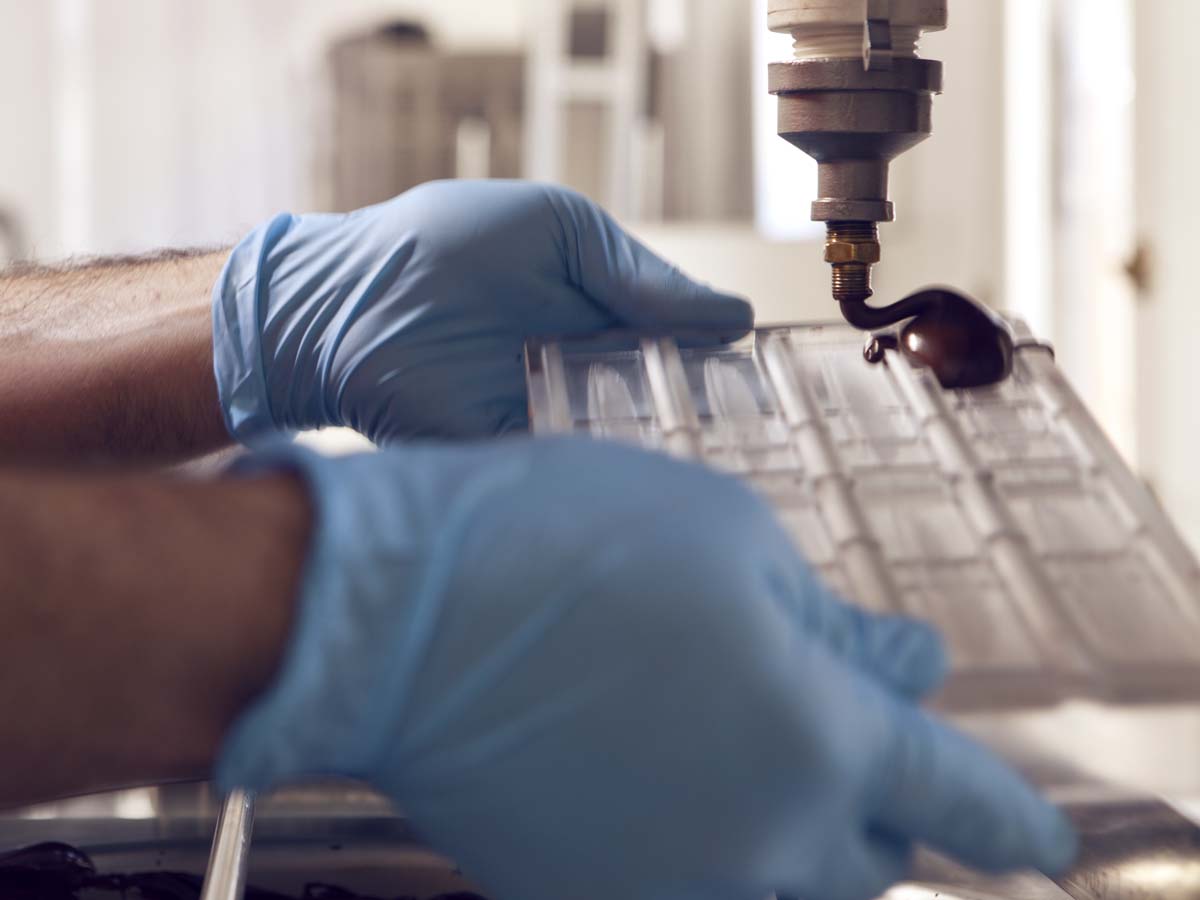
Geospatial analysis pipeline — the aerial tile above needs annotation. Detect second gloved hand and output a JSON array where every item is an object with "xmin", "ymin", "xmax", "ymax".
[
  {"xmin": 212, "ymin": 180, "xmax": 752, "ymax": 445},
  {"xmin": 218, "ymin": 437, "xmax": 1076, "ymax": 900}
]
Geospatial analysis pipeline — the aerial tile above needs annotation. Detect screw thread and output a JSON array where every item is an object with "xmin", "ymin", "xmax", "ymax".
[
  {"xmin": 826, "ymin": 221, "xmax": 880, "ymax": 243},
  {"xmin": 831, "ymin": 263, "xmax": 873, "ymax": 302},
  {"xmin": 826, "ymin": 222, "xmax": 878, "ymax": 304}
]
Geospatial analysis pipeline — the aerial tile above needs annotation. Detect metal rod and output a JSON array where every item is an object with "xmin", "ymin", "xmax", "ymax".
[{"xmin": 199, "ymin": 789, "xmax": 257, "ymax": 900}]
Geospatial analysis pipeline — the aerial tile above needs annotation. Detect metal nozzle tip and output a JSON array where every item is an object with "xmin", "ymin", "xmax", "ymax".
[
  {"xmin": 825, "ymin": 222, "xmax": 879, "ymax": 309},
  {"xmin": 830, "ymin": 262, "xmax": 874, "ymax": 305},
  {"xmin": 834, "ymin": 290, "xmax": 874, "ymax": 304}
]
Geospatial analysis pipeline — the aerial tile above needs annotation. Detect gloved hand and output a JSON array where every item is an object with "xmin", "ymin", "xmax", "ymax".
[
  {"xmin": 219, "ymin": 437, "xmax": 1076, "ymax": 900},
  {"xmin": 212, "ymin": 180, "xmax": 752, "ymax": 445}
]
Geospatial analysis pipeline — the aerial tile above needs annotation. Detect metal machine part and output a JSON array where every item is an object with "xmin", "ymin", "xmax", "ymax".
[
  {"xmin": 767, "ymin": 0, "xmax": 947, "ymax": 318},
  {"xmin": 9, "ymin": 783, "xmax": 1200, "ymax": 900},
  {"xmin": 199, "ymin": 790, "xmax": 257, "ymax": 900},
  {"xmin": 897, "ymin": 797, "xmax": 1200, "ymax": 899}
]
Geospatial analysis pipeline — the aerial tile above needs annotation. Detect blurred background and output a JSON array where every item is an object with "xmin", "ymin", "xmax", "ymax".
[{"xmin": 0, "ymin": 0, "xmax": 1196, "ymax": 551}]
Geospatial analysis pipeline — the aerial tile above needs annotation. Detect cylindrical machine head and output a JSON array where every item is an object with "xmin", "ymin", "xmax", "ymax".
[
  {"xmin": 767, "ymin": 0, "xmax": 947, "ymax": 46},
  {"xmin": 768, "ymin": 57, "xmax": 942, "ymax": 224},
  {"xmin": 766, "ymin": 0, "xmax": 947, "ymax": 316}
]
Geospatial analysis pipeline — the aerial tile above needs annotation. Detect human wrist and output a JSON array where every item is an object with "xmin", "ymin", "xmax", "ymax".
[
  {"xmin": 0, "ymin": 466, "xmax": 310, "ymax": 806},
  {"xmin": 116, "ymin": 470, "xmax": 312, "ymax": 788},
  {"xmin": 0, "ymin": 251, "xmax": 232, "ymax": 465}
]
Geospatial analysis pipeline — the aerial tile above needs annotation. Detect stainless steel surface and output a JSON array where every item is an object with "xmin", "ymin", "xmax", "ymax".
[
  {"xmin": 1057, "ymin": 797, "xmax": 1200, "ymax": 900},
  {"xmin": 1, "ymin": 784, "xmax": 470, "ymax": 898},
  {"xmin": 900, "ymin": 854, "xmax": 1077, "ymax": 899},
  {"xmin": 199, "ymin": 790, "xmax": 256, "ymax": 900},
  {"xmin": 883, "ymin": 797, "xmax": 1200, "ymax": 900},
  {"xmin": 9, "ymin": 782, "xmax": 1200, "ymax": 898}
]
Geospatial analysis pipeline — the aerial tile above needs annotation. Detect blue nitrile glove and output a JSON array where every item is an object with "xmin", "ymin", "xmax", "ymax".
[
  {"xmin": 218, "ymin": 437, "xmax": 1076, "ymax": 900},
  {"xmin": 212, "ymin": 180, "xmax": 752, "ymax": 445}
]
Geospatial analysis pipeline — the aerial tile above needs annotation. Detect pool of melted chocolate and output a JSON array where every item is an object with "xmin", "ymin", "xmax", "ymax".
[{"xmin": 852, "ymin": 286, "xmax": 1015, "ymax": 389}]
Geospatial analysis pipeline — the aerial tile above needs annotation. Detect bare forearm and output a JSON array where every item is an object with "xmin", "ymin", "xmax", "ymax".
[
  {"xmin": 0, "ymin": 252, "xmax": 231, "ymax": 465},
  {"xmin": 0, "ymin": 466, "xmax": 309, "ymax": 806}
]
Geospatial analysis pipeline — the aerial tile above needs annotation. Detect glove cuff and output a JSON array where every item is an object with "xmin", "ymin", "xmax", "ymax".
[
  {"xmin": 211, "ymin": 214, "xmax": 298, "ymax": 446},
  {"xmin": 213, "ymin": 439, "xmax": 520, "ymax": 792},
  {"xmin": 214, "ymin": 443, "xmax": 406, "ymax": 789}
]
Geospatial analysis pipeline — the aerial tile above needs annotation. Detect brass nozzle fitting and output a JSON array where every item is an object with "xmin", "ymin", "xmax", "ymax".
[{"xmin": 825, "ymin": 222, "xmax": 880, "ymax": 304}]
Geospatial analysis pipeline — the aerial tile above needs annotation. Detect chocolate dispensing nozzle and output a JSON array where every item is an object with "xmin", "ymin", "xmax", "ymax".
[
  {"xmin": 766, "ymin": 4, "xmax": 1012, "ymax": 389},
  {"xmin": 766, "ymin": 0, "xmax": 946, "ymax": 317}
]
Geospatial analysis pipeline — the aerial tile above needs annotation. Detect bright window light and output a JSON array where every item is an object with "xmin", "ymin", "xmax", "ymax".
[
  {"xmin": 752, "ymin": 0, "xmax": 821, "ymax": 242},
  {"xmin": 1004, "ymin": 0, "xmax": 1053, "ymax": 339},
  {"xmin": 54, "ymin": 0, "xmax": 93, "ymax": 255}
]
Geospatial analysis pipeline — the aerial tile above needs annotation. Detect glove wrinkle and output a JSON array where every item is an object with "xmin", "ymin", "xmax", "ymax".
[{"xmin": 318, "ymin": 239, "xmax": 418, "ymax": 425}]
